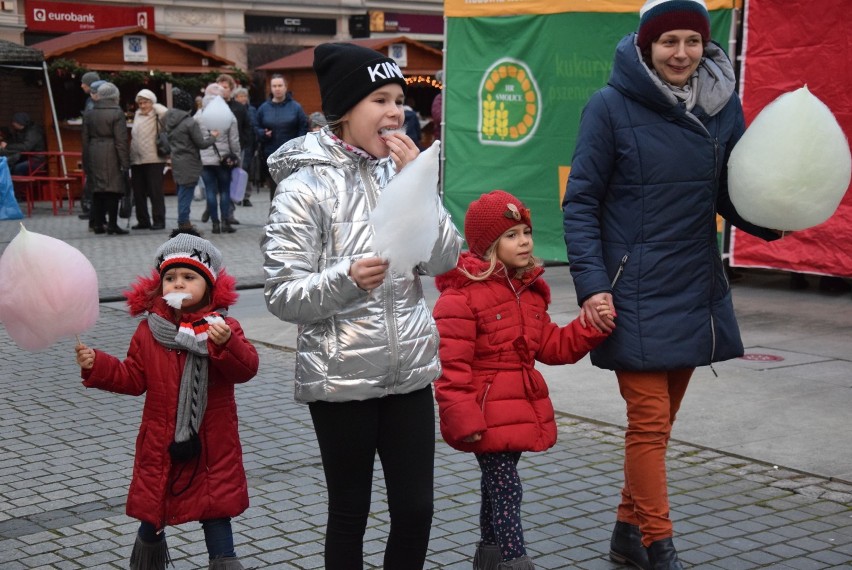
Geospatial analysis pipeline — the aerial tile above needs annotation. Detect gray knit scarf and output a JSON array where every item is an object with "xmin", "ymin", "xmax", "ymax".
[{"xmin": 147, "ymin": 310, "xmax": 226, "ymax": 444}]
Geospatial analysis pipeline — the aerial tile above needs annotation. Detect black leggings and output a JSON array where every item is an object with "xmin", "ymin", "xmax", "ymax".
[{"xmin": 308, "ymin": 387, "xmax": 435, "ymax": 570}]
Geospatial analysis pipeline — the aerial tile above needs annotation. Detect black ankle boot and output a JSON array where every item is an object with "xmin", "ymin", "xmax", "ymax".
[
  {"xmin": 610, "ymin": 521, "xmax": 651, "ymax": 570},
  {"xmin": 646, "ymin": 538, "xmax": 683, "ymax": 570}
]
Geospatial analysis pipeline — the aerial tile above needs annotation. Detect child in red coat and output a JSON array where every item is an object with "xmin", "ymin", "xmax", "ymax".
[
  {"xmin": 75, "ymin": 229, "xmax": 259, "ymax": 570},
  {"xmin": 433, "ymin": 190, "xmax": 614, "ymax": 570}
]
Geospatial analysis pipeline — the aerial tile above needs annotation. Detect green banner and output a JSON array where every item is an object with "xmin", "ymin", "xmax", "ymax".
[{"xmin": 444, "ymin": 11, "xmax": 734, "ymax": 261}]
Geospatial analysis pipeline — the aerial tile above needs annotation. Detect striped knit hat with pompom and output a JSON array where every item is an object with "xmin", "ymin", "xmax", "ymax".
[
  {"xmin": 155, "ymin": 232, "xmax": 222, "ymax": 288},
  {"xmin": 637, "ymin": 0, "xmax": 710, "ymax": 52}
]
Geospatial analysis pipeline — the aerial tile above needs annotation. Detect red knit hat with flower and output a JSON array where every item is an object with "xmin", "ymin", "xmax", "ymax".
[{"xmin": 464, "ymin": 190, "xmax": 532, "ymax": 257}]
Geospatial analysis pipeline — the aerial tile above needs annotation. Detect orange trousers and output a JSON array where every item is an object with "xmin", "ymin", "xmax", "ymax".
[{"xmin": 615, "ymin": 369, "xmax": 693, "ymax": 547}]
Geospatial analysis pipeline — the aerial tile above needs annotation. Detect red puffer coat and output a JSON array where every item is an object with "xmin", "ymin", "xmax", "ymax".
[
  {"xmin": 433, "ymin": 253, "xmax": 609, "ymax": 454},
  {"xmin": 81, "ymin": 269, "xmax": 259, "ymax": 528}
]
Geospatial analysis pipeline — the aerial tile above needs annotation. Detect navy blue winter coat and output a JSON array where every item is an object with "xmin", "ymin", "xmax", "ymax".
[
  {"xmin": 255, "ymin": 93, "xmax": 308, "ymax": 159},
  {"xmin": 563, "ymin": 34, "xmax": 778, "ymax": 371}
]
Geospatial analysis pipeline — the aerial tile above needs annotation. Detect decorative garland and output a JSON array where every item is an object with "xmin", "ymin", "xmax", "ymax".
[{"xmin": 47, "ymin": 58, "xmax": 251, "ymax": 94}]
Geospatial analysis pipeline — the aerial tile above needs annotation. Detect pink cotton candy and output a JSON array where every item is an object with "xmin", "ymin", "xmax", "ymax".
[{"xmin": 0, "ymin": 225, "xmax": 99, "ymax": 351}]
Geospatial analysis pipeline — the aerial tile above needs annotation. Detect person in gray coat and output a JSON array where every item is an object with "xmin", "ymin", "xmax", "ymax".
[
  {"xmin": 164, "ymin": 88, "xmax": 217, "ymax": 232},
  {"xmin": 82, "ymin": 82, "xmax": 130, "ymax": 235}
]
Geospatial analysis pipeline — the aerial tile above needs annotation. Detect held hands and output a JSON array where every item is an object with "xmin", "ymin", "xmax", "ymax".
[
  {"xmin": 383, "ymin": 132, "xmax": 419, "ymax": 171},
  {"xmin": 75, "ymin": 342, "xmax": 95, "ymax": 370},
  {"xmin": 207, "ymin": 320, "xmax": 232, "ymax": 346},
  {"xmin": 350, "ymin": 256, "xmax": 389, "ymax": 292},
  {"xmin": 580, "ymin": 292, "xmax": 616, "ymax": 334}
]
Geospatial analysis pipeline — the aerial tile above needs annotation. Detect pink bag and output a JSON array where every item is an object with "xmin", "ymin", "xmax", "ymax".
[{"xmin": 229, "ymin": 167, "xmax": 248, "ymax": 203}]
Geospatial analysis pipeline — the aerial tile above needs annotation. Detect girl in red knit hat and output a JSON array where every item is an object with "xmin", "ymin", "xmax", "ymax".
[{"xmin": 433, "ymin": 190, "xmax": 614, "ymax": 570}]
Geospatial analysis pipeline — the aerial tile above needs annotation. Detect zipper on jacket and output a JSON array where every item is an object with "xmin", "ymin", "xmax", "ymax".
[
  {"xmin": 611, "ymin": 253, "xmax": 629, "ymax": 289},
  {"xmin": 480, "ymin": 383, "xmax": 492, "ymax": 412},
  {"xmin": 360, "ymin": 160, "xmax": 401, "ymax": 387}
]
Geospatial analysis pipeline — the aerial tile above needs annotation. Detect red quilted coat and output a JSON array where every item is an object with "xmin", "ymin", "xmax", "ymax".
[
  {"xmin": 433, "ymin": 253, "xmax": 609, "ymax": 454},
  {"xmin": 81, "ymin": 269, "xmax": 259, "ymax": 528}
]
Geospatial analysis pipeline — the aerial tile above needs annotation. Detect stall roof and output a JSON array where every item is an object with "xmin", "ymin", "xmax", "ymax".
[
  {"xmin": 31, "ymin": 26, "xmax": 234, "ymax": 73},
  {"xmin": 257, "ymin": 36, "xmax": 442, "ymax": 75},
  {"xmin": 0, "ymin": 39, "xmax": 44, "ymax": 64}
]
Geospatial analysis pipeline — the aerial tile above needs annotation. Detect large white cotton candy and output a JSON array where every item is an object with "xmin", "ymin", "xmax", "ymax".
[
  {"xmin": 0, "ymin": 225, "xmax": 99, "ymax": 351},
  {"xmin": 371, "ymin": 141, "xmax": 441, "ymax": 274},
  {"xmin": 728, "ymin": 86, "xmax": 852, "ymax": 231},
  {"xmin": 199, "ymin": 95, "xmax": 234, "ymax": 132}
]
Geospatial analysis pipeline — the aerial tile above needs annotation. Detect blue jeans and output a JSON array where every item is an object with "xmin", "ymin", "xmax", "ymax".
[
  {"xmin": 138, "ymin": 518, "xmax": 236, "ymax": 559},
  {"xmin": 201, "ymin": 165, "xmax": 232, "ymax": 223},
  {"xmin": 176, "ymin": 182, "xmax": 195, "ymax": 224}
]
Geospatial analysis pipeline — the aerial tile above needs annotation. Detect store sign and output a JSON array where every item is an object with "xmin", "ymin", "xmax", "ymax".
[
  {"xmin": 245, "ymin": 15, "xmax": 336, "ymax": 36},
  {"xmin": 26, "ymin": 1, "xmax": 154, "ymax": 33},
  {"xmin": 369, "ymin": 11, "xmax": 443, "ymax": 35},
  {"xmin": 123, "ymin": 35, "xmax": 148, "ymax": 63}
]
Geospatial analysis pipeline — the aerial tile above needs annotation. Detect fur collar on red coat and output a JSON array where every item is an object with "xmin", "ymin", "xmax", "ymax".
[
  {"xmin": 435, "ymin": 251, "xmax": 550, "ymax": 305},
  {"xmin": 123, "ymin": 268, "xmax": 239, "ymax": 318}
]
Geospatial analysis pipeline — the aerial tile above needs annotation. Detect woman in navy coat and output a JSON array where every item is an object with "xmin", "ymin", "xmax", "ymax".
[{"xmin": 562, "ymin": 1, "xmax": 781, "ymax": 568}]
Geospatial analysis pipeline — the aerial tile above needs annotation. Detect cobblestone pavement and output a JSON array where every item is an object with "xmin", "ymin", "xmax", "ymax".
[
  {"xmin": 2, "ymin": 303, "xmax": 851, "ymax": 569},
  {"xmin": 1, "ymin": 196, "xmax": 852, "ymax": 568}
]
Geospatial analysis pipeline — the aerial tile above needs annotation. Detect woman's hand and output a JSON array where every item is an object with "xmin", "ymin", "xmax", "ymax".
[
  {"xmin": 581, "ymin": 292, "xmax": 616, "ymax": 333},
  {"xmin": 207, "ymin": 320, "xmax": 232, "ymax": 346},
  {"xmin": 383, "ymin": 132, "xmax": 419, "ymax": 171},
  {"xmin": 75, "ymin": 343, "xmax": 95, "ymax": 370},
  {"xmin": 350, "ymin": 256, "xmax": 389, "ymax": 292},
  {"xmin": 462, "ymin": 433, "xmax": 483, "ymax": 443}
]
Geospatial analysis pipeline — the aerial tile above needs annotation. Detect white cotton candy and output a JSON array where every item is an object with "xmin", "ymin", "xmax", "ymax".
[
  {"xmin": 371, "ymin": 140, "xmax": 441, "ymax": 274},
  {"xmin": 199, "ymin": 95, "xmax": 234, "ymax": 133},
  {"xmin": 0, "ymin": 225, "xmax": 99, "ymax": 351},
  {"xmin": 728, "ymin": 86, "xmax": 852, "ymax": 231},
  {"xmin": 163, "ymin": 292, "xmax": 192, "ymax": 309}
]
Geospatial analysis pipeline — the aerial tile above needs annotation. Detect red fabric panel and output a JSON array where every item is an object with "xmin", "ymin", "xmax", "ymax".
[{"xmin": 730, "ymin": 0, "xmax": 852, "ymax": 277}]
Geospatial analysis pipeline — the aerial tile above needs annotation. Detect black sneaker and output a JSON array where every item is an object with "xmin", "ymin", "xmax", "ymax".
[{"xmin": 241, "ymin": 198, "xmax": 253, "ymax": 207}]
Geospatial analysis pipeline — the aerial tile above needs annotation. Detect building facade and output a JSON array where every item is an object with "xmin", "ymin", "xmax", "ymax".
[{"xmin": 0, "ymin": 0, "xmax": 445, "ymax": 71}]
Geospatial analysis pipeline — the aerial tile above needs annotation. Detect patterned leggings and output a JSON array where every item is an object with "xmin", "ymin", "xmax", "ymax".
[{"xmin": 476, "ymin": 452, "xmax": 525, "ymax": 561}]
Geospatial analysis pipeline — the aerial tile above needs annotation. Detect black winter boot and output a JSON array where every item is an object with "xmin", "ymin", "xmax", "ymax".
[
  {"xmin": 473, "ymin": 542, "xmax": 501, "ymax": 570},
  {"xmin": 212, "ymin": 221, "xmax": 221, "ymax": 234},
  {"xmin": 646, "ymin": 538, "xmax": 683, "ymax": 570},
  {"xmin": 496, "ymin": 555, "xmax": 535, "ymax": 569},
  {"xmin": 129, "ymin": 534, "xmax": 171, "ymax": 569},
  {"xmin": 208, "ymin": 556, "xmax": 246, "ymax": 569},
  {"xmin": 610, "ymin": 521, "xmax": 651, "ymax": 569}
]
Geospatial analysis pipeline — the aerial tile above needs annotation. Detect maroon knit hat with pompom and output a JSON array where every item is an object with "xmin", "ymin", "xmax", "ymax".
[
  {"xmin": 637, "ymin": 0, "xmax": 710, "ymax": 52},
  {"xmin": 464, "ymin": 190, "xmax": 532, "ymax": 258}
]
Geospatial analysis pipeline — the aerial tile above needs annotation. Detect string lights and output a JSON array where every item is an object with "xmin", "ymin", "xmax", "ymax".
[{"xmin": 405, "ymin": 75, "xmax": 443, "ymax": 89}]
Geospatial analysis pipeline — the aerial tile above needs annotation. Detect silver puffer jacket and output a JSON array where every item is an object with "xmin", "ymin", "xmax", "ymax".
[{"xmin": 261, "ymin": 129, "xmax": 463, "ymax": 403}]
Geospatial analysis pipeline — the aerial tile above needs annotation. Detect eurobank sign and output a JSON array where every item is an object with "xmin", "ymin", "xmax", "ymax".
[{"xmin": 26, "ymin": 1, "xmax": 154, "ymax": 33}]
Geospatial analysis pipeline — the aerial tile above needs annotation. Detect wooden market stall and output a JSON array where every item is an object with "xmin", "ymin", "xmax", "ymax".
[
  {"xmin": 256, "ymin": 36, "xmax": 443, "ymax": 148},
  {"xmin": 31, "ymin": 26, "xmax": 238, "ymax": 194}
]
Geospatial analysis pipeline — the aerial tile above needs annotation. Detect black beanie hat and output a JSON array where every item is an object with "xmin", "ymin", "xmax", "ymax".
[
  {"xmin": 313, "ymin": 42, "xmax": 407, "ymax": 121},
  {"xmin": 172, "ymin": 87, "xmax": 194, "ymax": 112}
]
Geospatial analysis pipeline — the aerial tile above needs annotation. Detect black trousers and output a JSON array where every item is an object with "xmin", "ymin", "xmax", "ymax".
[
  {"xmin": 308, "ymin": 386, "xmax": 435, "ymax": 570},
  {"xmin": 91, "ymin": 192, "xmax": 120, "ymax": 230},
  {"xmin": 131, "ymin": 163, "xmax": 166, "ymax": 226}
]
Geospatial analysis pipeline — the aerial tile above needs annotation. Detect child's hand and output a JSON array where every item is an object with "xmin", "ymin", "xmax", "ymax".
[
  {"xmin": 75, "ymin": 343, "xmax": 95, "ymax": 370},
  {"xmin": 581, "ymin": 293, "xmax": 616, "ymax": 333},
  {"xmin": 207, "ymin": 320, "xmax": 231, "ymax": 346},
  {"xmin": 350, "ymin": 256, "xmax": 389, "ymax": 292},
  {"xmin": 462, "ymin": 433, "xmax": 482, "ymax": 443},
  {"xmin": 383, "ymin": 132, "xmax": 420, "ymax": 171}
]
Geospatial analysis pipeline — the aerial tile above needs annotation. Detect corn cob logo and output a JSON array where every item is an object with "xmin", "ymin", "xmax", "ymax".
[{"xmin": 479, "ymin": 58, "xmax": 541, "ymax": 146}]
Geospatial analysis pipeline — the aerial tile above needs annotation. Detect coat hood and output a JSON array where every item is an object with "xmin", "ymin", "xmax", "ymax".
[
  {"xmin": 435, "ymin": 251, "xmax": 550, "ymax": 305},
  {"xmin": 123, "ymin": 267, "xmax": 239, "ymax": 318},
  {"xmin": 609, "ymin": 33, "xmax": 736, "ymax": 119},
  {"xmin": 165, "ymin": 108, "xmax": 192, "ymax": 130}
]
